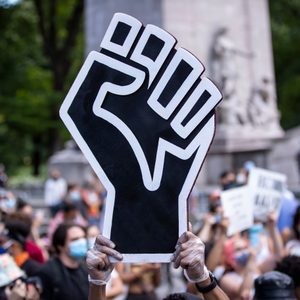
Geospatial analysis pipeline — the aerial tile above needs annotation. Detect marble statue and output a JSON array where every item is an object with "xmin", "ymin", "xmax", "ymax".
[
  {"xmin": 211, "ymin": 27, "xmax": 252, "ymax": 126},
  {"xmin": 248, "ymin": 77, "xmax": 281, "ymax": 129}
]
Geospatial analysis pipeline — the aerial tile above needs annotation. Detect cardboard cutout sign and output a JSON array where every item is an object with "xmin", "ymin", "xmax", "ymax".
[
  {"xmin": 221, "ymin": 186, "xmax": 253, "ymax": 236},
  {"xmin": 60, "ymin": 13, "xmax": 222, "ymax": 262},
  {"xmin": 248, "ymin": 168, "xmax": 286, "ymax": 221}
]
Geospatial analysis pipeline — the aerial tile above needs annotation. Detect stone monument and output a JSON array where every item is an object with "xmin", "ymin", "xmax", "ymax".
[
  {"xmin": 84, "ymin": 0, "xmax": 284, "ymax": 185},
  {"xmin": 48, "ymin": 140, "xmax": 94, "ymax": 185}
]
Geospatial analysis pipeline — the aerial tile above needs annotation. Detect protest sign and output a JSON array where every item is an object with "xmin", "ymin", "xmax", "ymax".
[
  {"xmin": 221, "ymin": 186, "xmax": 253, "ymax": 236},
  {"xmin": 60, "ymin": 13, "xmax": 222, "ymax": 262},
  {"xmin": 248, "ymin": 168, "xmax": 286, "ymax": 221},
  {"xmin": 0, "ymin": 254, "xmax": 24, "ymax": 287}
]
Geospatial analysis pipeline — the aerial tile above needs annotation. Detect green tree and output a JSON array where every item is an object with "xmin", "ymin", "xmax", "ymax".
[
  {"xmin": 0, "ymin": 0, "xmax": 83, "ymax": 175},
  {"xmin": 270, "ymin": 0, "xmax": 300, "ymax": 130}
]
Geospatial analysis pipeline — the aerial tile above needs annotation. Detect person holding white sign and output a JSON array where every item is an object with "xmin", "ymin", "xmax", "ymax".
[{"xmin": 86, "ymin": 232, "xmax": 230, "ymax": 300}]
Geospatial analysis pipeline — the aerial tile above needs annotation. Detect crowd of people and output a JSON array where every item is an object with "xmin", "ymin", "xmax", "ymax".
[{"xmin": 0, "ymin": 165, "xmax": 299, "ymax": 300}]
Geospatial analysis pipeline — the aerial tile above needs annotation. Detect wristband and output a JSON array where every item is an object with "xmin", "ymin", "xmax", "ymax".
[
  {"xmin": 88, "ymin": 275, "xmax": 111, "ymax": 286},
  {"xmin": 195, "ymin": 271, "xmax": 217, "ymax": 294}
]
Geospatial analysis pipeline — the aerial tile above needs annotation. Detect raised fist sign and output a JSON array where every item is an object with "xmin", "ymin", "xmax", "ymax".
[{"xmin": 60, "ymin": 13, "xmax": 222, "ymax": 262}]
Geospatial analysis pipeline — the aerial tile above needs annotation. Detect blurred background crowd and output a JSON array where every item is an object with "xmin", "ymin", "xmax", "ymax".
[{"xmin": 0, "ymin": 162, "xmax": 299, "ymax": 300}]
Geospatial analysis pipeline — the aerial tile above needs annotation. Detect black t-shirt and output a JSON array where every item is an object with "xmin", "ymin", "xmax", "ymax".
[
  {"xmin": 22, "ymin": 258, "xmax": 42, "ymax": 277},
  {"xmin": 37, "ymin": 257, "xmax": 89, "ymax": 300}
]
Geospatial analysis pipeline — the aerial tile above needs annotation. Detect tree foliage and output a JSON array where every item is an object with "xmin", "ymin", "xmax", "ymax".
[
  {"xmin": 0, "ymin": 0, "xmax": 299, "ymax": 176},
  {"xmin": 0, "ymin": 0, "xmax": 83, "ymax": 175},
  {"xmin": 269, "ymin": 0, "xmax": 300, "ymax": 130}
]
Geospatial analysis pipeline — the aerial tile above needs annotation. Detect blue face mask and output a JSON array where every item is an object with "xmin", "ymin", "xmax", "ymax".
[
  {"xmin": 68, "ymin": 238, "xmax": 88, "ymax": 258},
  {"xmin": 70, "ymin": 191, "xmax": 81, "ymax": 202},
  {"xmin": 235, "ymin": 251, "xmax": 250, "ymax": 267},
  {"xmin": 249, "ymin": 223, "xmax": 263, "ymax": 248},
  {"xmin": 5, "ymin": 198, "xmax": 16, "ymax": 209},
  {"xmin": 0, "ymin": 198, "xmax": 16, "ymax": 211}
]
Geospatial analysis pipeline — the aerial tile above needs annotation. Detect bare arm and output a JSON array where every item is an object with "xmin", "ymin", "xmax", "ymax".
[
  {"xmin": 198, "ymin": 214, "xmax": 214, "ymax": 243},
  {"xmin": 106, "ymin": 275, "xmax": 124, "ymax": 299},
  {"xmin": 197, "ymin": 277, "xmax": 229, "ymax": 300},
  {"xmin": 206, "ymin": 218, "xmax": 229, "ymax": 271},
  {"xmin": 238, "ymin": 252, "xmax": 257, "ymax": 300},
  {"xmin": 86, "ymin": 236, "xmax": 123, "ymax": 300},
  {"xmin": 89, "ymin": 285, "xmax": 106, "ymax": 300},
  {"xmin": 267, "ymin": 212, "xmax": 284, "ymax": 260}
]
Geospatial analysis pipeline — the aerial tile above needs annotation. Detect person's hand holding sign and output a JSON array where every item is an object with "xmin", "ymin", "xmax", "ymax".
[
  {"xmin": 60, "ymin": 13, "xmax": 222, "ymax": 261},
  {"xmin": 172, "ymin": 231, "xmax": 209, "ymax": 282}
]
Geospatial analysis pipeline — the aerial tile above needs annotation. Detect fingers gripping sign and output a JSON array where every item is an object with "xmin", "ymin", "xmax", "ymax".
[{"xmin": 60, "ymin": 13, "xmax": 222, "ymax": 262}]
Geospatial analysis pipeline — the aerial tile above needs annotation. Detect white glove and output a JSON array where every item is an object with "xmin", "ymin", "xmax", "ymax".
[
  {"xmin": 86, "ymin": 235, "xmax": 123, "ymax": 285},
  {"xmin": 171, "ymin": 231, "xmax": 209, "ymax": 283}
]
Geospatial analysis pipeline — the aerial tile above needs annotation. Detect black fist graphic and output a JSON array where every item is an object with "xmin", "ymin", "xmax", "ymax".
[{"xmin": 60, "ymin": 13, "xmax": 222, "ymax": 262}]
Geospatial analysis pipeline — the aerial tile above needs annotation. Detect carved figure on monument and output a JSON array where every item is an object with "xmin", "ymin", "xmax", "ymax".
[
  {"xmin": 211, "ymin": 27, "xmax": 252, "ymax": 126},
  {"xmin": 248, "ymin": 77, "xmax": 281, "ymax": 130}
]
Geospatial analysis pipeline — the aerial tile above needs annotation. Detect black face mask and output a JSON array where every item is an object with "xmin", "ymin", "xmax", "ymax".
[{"xmin": 222, "ymin": 182, "xmax": 235, "ymax": 190}]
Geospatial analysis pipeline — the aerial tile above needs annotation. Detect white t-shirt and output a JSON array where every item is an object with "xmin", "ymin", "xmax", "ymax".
[
  {"xmin": 286, "ymin": 239, "xmax": 300, "ymax": 256},
  {"xmin": 107, "ymin": 270, "xmax": 128, "ymax": 300},
  {"xmin": 44, "ymin": 178, "xmax": 67, "ymax": 206}
]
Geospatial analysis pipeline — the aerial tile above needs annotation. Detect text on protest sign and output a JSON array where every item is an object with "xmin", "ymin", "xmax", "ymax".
[
  {"xmin": 248, "ymin": 168, "xmax": 286, "ymax": 221},
  {"xmin": 221, "ymin": 186, "xmax": 253, "ymax": 236}
]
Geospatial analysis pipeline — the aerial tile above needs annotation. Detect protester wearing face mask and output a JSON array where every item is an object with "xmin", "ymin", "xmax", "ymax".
[
  {"xmin": 0, "ymin": 189, "xmax": 16, "ymax": 214},
  {"xmin": 47, "ymin": 202, "xmax": 87, "ymax": 243},
  {"xmin": 220, "ymin": 235, "xmax": 260, "ymax": 300},
  {"xmin": 37, "ymin": 224, "xmax": 89, "ymax": 300}
]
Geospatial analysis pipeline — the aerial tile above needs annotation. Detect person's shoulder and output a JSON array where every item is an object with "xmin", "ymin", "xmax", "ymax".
[
  {"xmin": 22, "ymin": 258, "xmax": 42, "ymax": 277},
  {"xmin": 38, "ymin": 257, "xmax": 61, "ymax": 276}
]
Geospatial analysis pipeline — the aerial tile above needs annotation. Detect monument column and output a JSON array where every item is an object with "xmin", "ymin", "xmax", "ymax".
[{"xmin": 85, "ymin": 0, "xmax": 283, "ymax": 185}]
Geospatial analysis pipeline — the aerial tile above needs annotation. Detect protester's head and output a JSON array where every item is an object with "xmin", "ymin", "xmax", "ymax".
[
  {"xmin": 16, "ymin": 198, "xmax": 33, "ymax": 218},
  {"xmin": 87, "ymin": 225, "xmax": 100, "ymax": 249},
  {"xmin": 67, "ymin": 183, "xmax": 81, "ymax": 202},
  {"xmin": 208, "ymin": 190, "xmax": 222, "ymax": 214},
  {"xmin": 219, "ymin": 170, "xmax": 236, "ymax": 190},
  {"xmin": 224, "ymin": 235, "xmax": 250, "ymax": 271},
  {"xmin": 253, "ymin": 271, "xmax": 297, "ymax": 300},
  {"xmin": 0, "ymin": 189, "xmax": 16, "ymax": 213},
  {"xmin": 49, "ymin": 168, "xmax": 61, "ymax": 180},
  {"xmin": 5, "ymin": 219, "xmax": 31, "ymax": 256},
  {"xmin": 62, "ymin": 202, "xmax": 79, "ymax": 222},
  {"xmin": 243, "ymin": 160, "xmax": 255, "ymax": 172},
  {"xmin": 52, "ymin": 223, "xmax": 87, "ymax": 260},
  {"xmin": 276, "ymin": 256, "xmax": 300, "ymax": 300},
  {"xmin": 292, "ymin": 206, "xmax": 300, "ymax": 240},
  {"xmin": 236, "ymin": 168, "xmax": 248, "ymax": 185}
]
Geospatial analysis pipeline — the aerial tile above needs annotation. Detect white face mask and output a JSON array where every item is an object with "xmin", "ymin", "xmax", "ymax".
[{"xmin": 236, "ymin": 173, "xmax": 246, "ymax": 184}]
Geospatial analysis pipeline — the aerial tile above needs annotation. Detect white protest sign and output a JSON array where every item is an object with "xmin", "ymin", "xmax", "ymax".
[
  {"xmin": 0, "ymin": 254, "xmax": 24, "ymax": 287},
  {"xmin": 248, "ymin": 168, "xmax": 286, "ymax": 221},
  {"xmin": 221, "ymin": 186, "xmax": 253, "ymax": 236}
]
